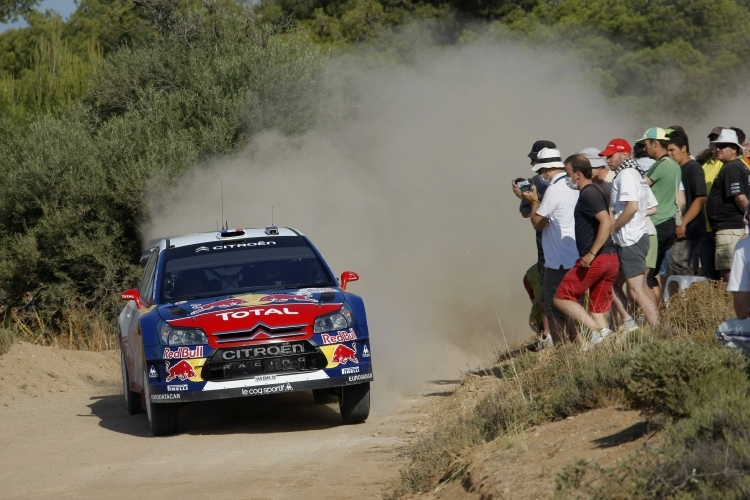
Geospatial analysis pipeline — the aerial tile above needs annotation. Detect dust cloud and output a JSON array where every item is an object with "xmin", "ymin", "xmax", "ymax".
[{"xmin": 146, "ymin": 42, "xmax": 639, "ymax": 410}]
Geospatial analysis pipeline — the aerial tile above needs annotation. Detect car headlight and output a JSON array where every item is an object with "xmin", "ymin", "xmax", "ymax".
[
  {"xmin": 159, "ymin": 321, "xmax": 208, "ymax": 346},
  {"xmin": 313, "ymin": 303, "xmax": 354, "ymax": 333}
]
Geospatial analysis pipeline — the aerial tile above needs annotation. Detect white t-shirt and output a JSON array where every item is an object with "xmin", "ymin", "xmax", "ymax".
[
  {"xmin": 611, "ymin": 167, "xmax": 656, "ymax": 247},
  {"xmin": 536, "ymin": 172, "xmax": 579, "ymax": 269}
]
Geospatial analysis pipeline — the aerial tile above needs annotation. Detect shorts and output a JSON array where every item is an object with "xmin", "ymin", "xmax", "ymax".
[
  {"xmin": 618, "ymin": 233, "xmax": 650, "ymax": 280},
  {"xmin": 648, "ymin": 218, "xmax": 676, "ymax": 288},
  {"xmin": 646, "ymin": 234, "xmax": 657, "ymax": 269},
  {"xmin": 716, "ymin": 229, "xmax": 744, "ymax": 271},
  {"xmin": 728, "ymin": 236, "xmax": 750, "ymax": 292},
  {"xmin": 667, "ymin": 238, "xmax": 701, "ymax": 277},
  {"xmin": 543, "ymin": 266, "xmax": 570, "ymax": 320},
  {"xmin": 555, "ymin": 253, "xmax": 620, "ymax": 313}
]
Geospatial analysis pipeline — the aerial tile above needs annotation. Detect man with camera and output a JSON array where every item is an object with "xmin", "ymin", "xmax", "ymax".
[
  {"xmin": 515, "ymin": 140, "xmax": 556, "ymax": 344},
  {"xmin": 514, "ymin": 147, "xmax": 579, "ymax": 346}
]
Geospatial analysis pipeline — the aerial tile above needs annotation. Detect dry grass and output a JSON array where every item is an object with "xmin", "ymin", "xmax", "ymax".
[
  {"xmin": 384, "ymin": 280, "xmax": 740, "ymax": 500},
  {"xmin": 9, "ymin": 301, "xmax": 117, "ymax": 352}
]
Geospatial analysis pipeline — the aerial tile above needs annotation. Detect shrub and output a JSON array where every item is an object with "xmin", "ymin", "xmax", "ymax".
[{"xmin": 626, "ymin": 339, "xmax": 749, "ymax": 419}]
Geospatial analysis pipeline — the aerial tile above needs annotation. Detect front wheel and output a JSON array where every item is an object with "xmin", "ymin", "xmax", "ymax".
[
  {"xmin": 339, "ymin": 383, "xmax": 370, "ymax": 423},
  {"xmin": 121, "ymin": 349, "xmax": 141, "ymax": 415},
  {"xmin": 143, "ymin": 368, "xmax": 179, "ymax": 436}
]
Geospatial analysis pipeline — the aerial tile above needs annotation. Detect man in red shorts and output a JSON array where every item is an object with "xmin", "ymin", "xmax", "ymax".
[{"xmin": 553, "ymin": 154, "xmax": 619, "ymax": 347}]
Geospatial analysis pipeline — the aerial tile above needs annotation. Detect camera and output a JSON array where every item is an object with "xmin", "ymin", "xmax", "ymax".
[{"xmin": 514, "ymin": 177, "xmax": 533, "ymax": 193}]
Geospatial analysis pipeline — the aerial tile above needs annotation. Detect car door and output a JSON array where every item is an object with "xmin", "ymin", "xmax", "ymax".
[{"xmin": 126, "ymin": 249, "xmax": 159, "ymax": 391}]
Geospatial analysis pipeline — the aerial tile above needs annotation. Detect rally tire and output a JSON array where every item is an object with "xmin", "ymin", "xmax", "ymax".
[
  {"xmin": 339, "ymin": 382, "xmax": 370, "ymax": 422},
  {"xmin": 313, "ymin": 388, "xmax": 338, "ymax": 404},
  {"xmin": 121, "ymin": 349, "xmax": 141, "ymax": 415},
  {"xmin": 143, "ymin": 368, "xmax": 179, "ymax": 436}
]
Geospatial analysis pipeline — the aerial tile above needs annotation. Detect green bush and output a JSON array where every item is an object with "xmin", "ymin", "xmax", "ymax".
[
  {"xmin": 0, "ymin": 4, "xmax": 336, "ymax": 345},
  {"xmin": 626, "ymin": 339, "xmax": 750, "ymax": 419}
]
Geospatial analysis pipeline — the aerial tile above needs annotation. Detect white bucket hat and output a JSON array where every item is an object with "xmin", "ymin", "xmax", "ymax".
[
  {"xmin": 711, "ymin": 128, "xmax": 743, "ymax": 150},
  {"xmin": 532, "ymin": 147, "xmax": 566, "ymax": 171},
  {"xmin": 579, "ymin": 147, "xmax": 607, "ymax": 168}
]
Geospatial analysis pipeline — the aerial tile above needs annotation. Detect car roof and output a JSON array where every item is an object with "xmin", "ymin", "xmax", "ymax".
[{"xmin": 143, "ymin": 227, "xmax": 303, "ymax": 254}]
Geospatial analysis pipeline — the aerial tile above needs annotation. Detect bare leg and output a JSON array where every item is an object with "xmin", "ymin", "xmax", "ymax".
[
  {"xmin": 626, "ymin": 273, "xmax": 659, "ymax": 326},
  {"xmin": 540, "ymin": 302, "xmax": 551, "ymax": 336},
  {"xmin": 733, "ymin": 291, "xmax": 750, "ymax": 319},
  {"xmin": 721, "ymin": 269, "xmax": 731, "ymax": 283},
  {"xmin": 611, "ymin": 288, "xmax": 630, "ymax": 324},
  {"xmin": 553, "ymin": 297, "xmax": 601, "ymax": 332},
  {"xmin": 591, "ymin": 312, "xmax": 610, "ymax": 330}
]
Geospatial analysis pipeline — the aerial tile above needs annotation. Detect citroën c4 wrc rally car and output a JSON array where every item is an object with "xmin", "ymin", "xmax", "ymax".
[{"xmin": 118, "ymin": 226, "xmax": 372, "ymax": 435}]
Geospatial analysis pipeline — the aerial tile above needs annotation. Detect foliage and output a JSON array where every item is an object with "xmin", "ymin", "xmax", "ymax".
[
  {"xmin": 0, "ymin": 4, "xmax": 334, "ymax": 345},
  {"xmin": 626, "ymin": 339, "xmax": 749, "ymax": 419}
]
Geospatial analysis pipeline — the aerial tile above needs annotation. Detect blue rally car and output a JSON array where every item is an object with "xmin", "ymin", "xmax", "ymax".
[{"xmin": 118, "ymin": 226, "xmax": 372, "ymax": 435}]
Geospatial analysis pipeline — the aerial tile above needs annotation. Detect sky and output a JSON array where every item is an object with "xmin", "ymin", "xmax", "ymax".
[{"xmin": 0, "ymin": 0, "xmax": 78, "ymax": 32}]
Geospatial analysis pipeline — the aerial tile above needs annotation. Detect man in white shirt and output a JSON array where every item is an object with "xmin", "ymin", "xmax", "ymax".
[
  {"xmin": 600, "ymin": 138, "xmax": 659, "ymax": 326},
  {"xmin": 519, "ymin": 147, "xmax": 579, "ymax": 345}
]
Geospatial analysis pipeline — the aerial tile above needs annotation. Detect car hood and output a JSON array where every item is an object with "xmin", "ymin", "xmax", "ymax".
[{"xmin": 158, "ymin": 288, "xmax": 344, "ymax": 345}]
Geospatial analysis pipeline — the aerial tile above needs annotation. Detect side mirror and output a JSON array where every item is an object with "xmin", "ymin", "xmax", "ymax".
[
  {"xmin": 340, "ymin": 271, "xmax": 359, "ymax": 291},
  {"xmin": 120, "ymin": 289, "xmax": 142, "ymax": 308}
]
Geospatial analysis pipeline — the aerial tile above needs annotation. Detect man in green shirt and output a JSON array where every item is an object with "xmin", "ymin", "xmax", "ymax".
[{"xmin": 638, "ymin": 127, "xmax": 681, "ymax": 293}]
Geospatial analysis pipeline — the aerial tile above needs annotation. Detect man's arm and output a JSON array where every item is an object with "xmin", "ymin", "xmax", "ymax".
[
  {"xmin": 676, "ymin": 196, "xmax": 707, "ymax": 239},
  {"xmin": 735, "ymin": 194, "xmax": 748, "ymax": 214},
  {"xmin": 520, "ymin": 185, "xmax": 550, "ymax": 231},
  {"xmin": 581, "ymin": 210, "xmax": 613, "ymax": 268},
  {"xmin": 611, "ymin": 201, "xmax": 639, "ymax": 233}
]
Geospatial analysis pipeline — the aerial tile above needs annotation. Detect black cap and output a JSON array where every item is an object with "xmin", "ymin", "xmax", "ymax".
[{"xmin": 528, "ymin": 140, "xmax": 557, "ymax": 159}]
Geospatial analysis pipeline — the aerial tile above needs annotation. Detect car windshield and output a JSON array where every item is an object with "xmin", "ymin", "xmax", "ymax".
[{"xmin": 160, "ymin": 236, "xmax": 333, "ymax": 302}]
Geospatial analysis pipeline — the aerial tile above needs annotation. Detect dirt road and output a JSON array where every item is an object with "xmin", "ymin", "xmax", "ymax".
[{"xmin": 0, "ymin": 342, "xmax": 455, "ymax": 500}]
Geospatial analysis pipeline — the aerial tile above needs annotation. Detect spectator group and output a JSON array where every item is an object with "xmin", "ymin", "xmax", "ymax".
[{"xmin": 514, "ymin": 126, "xmax": 750, "ymax": 349}]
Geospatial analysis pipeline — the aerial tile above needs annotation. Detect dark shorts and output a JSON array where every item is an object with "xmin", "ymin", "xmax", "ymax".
[
  {"xmin": 555, "ymin": 253, "xmax": 620, "ymax": 313},
  {"xmin": 667, "ymin": 238, "xmax": 700, "ymax": 277},
  {"xmin": 543, "ymin": 265, "xmax": 569, "ymax": 319},
  {"xmin": 617, "ymin": 233, "xmax": 650, "ymax": 280},
  {"xmin": 648, "ymin": 218, "xmax": 676, "ymax": 288}
]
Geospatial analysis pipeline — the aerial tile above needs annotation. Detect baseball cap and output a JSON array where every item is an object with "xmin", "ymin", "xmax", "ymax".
[
  {"xmin": 579, "ymin": 147, "xmax": 607, "ymax": 168},
  {"xmin": 708, "ymin": 127, "xmax": 723, "ymax": 139},
  {"xmin": 531, "ymin": 148, "xmax": 565, "ymax": 172},
  {"xmin": 635, "ymin": 127, "xmax": 668, "ymax": 143},
  {"xmin": 528, "ymin": 140, "xmax": 557, "ymax": 160},
  {"xmin": 599, "ymin": 138, "xmax": 632, "ymax": 157}
]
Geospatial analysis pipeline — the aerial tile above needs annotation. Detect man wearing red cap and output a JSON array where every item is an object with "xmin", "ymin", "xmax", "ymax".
[{"xmin": 600, "ymin": 139, "xmax": 660, "ymax": 326}]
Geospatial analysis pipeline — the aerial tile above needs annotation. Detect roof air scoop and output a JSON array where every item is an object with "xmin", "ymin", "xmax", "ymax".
[
  {"xmin": 220, "ymin": 229, "xmax": 245, "ymax": 238},
  {"xmin": 265, "ymin": 226, "xmax": 279, "ymax": 235}
]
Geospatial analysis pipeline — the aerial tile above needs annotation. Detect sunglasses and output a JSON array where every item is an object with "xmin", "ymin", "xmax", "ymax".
[{"xmin": 715, "ymin": 143, "xmax": 735, "ymax": 150}]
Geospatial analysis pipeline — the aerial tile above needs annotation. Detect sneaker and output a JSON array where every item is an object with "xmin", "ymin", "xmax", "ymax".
[
  {"xmin": 586, "ymin": 328, "xmax": 614, "ymax": 350},
  {"xmin": 621, "ymin": 318, "xmax": 639, "ymax": 333},
  {"xmin": 536, "ymin": 334, "xmax": 554, "ymax": 351}
]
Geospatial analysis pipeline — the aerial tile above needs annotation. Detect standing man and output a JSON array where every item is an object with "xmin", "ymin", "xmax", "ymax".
[
  {"xmin": 706, "ymin": 129, "xmax": 750, "ymax": 281},
  {"xmin": 600, "ymin": 138, "xmax": 660, "ymax": 326},
  {"xmin": 699, "ymin": 127, "xmax": 724, "ymax": 279},
  {"xmin": 639, "ymin": 127, "xmax": 681, "ymax": 295},
  {"xmin": 553, "ymin": 155, "xmax": 618, "ymax": 346},
  {"xmin": 518, "ymin": 148, "xmax": 579, "ymax": 346},
  {"xmin": 516, "ymin": 139, "xmax": 557, "ymax": 343},
  {"xmin": 666, "ymin": 130, "xmax": 707, "ymax": 276}
]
